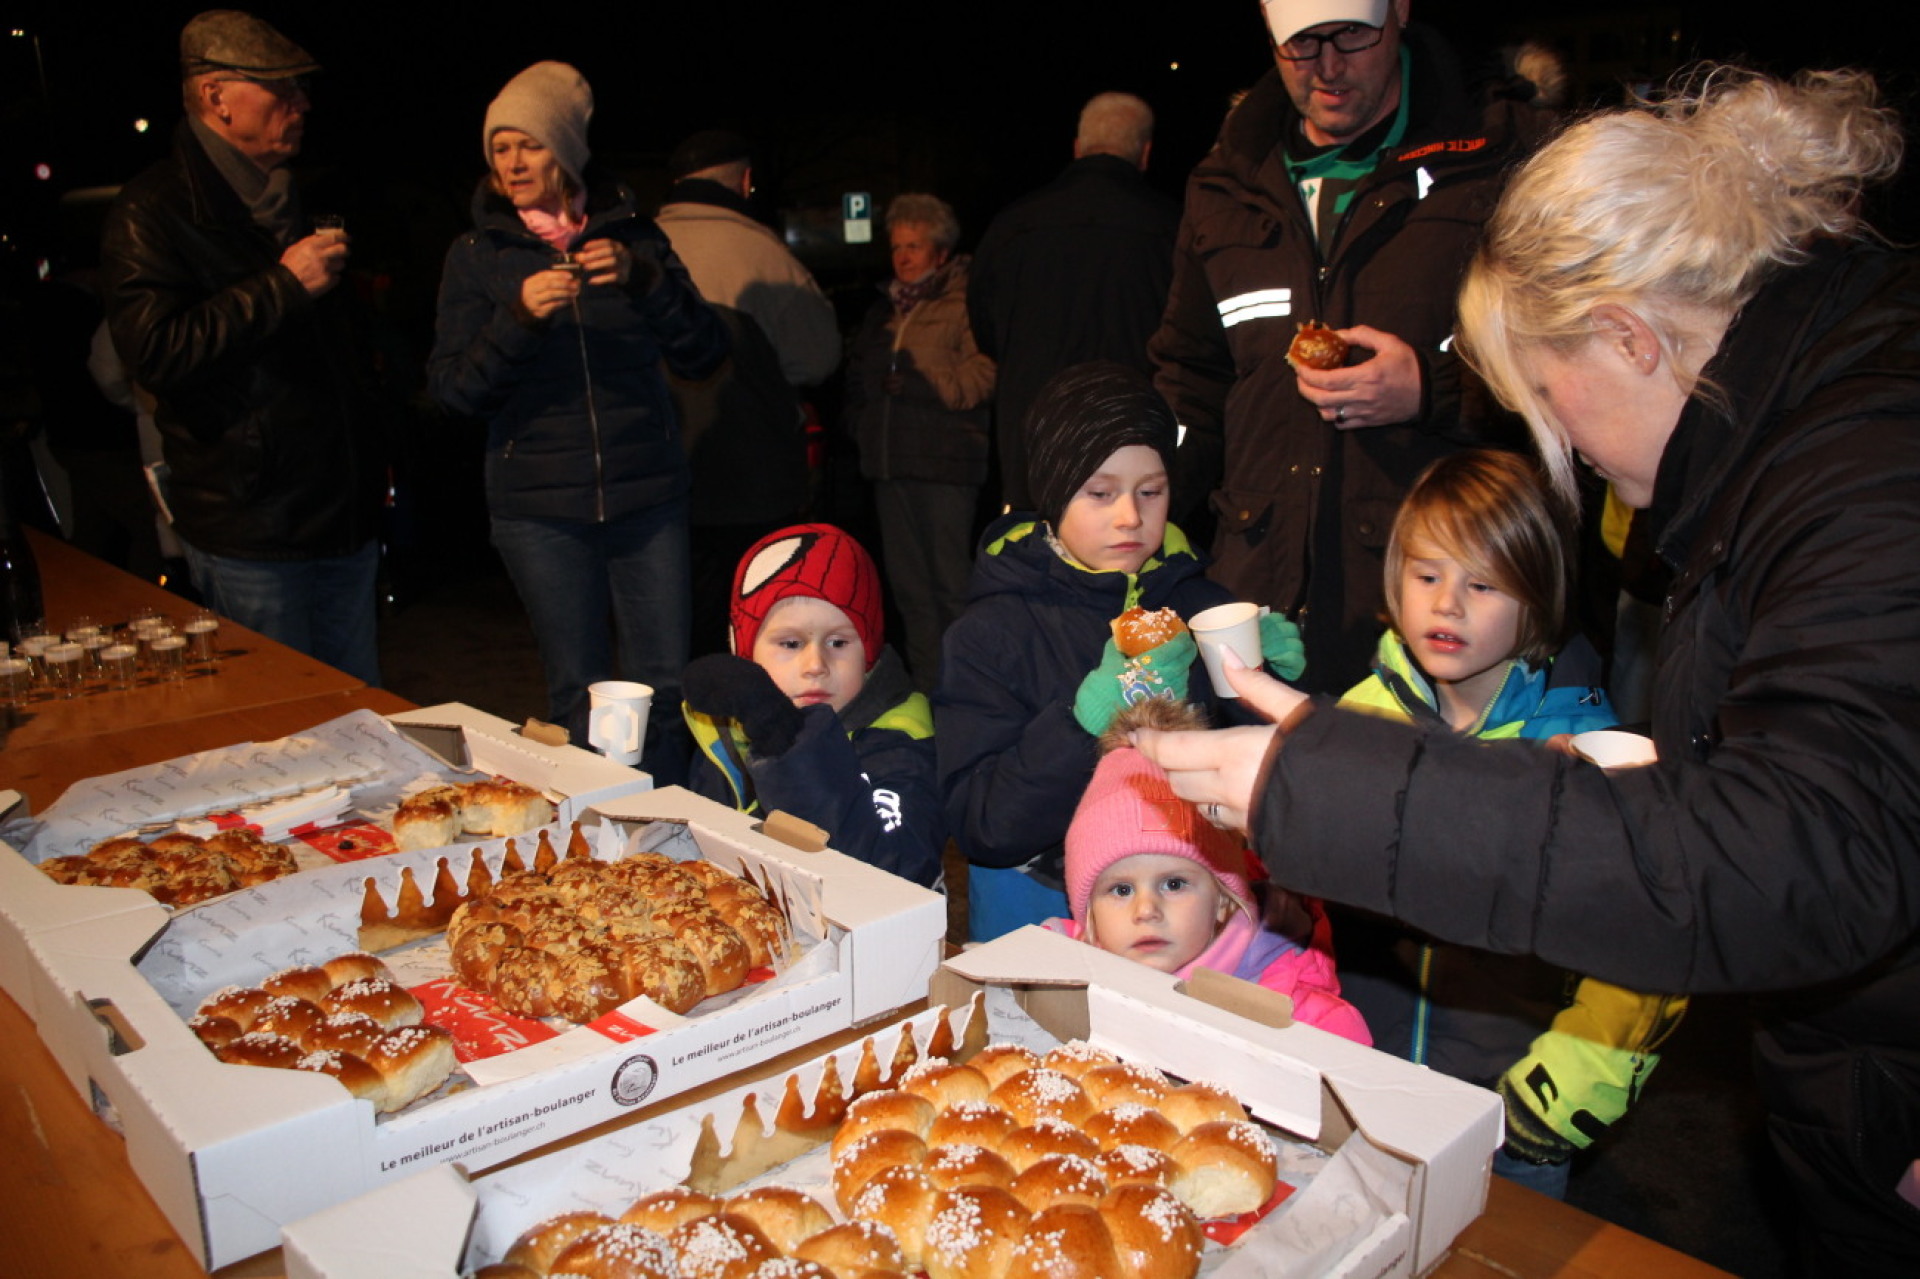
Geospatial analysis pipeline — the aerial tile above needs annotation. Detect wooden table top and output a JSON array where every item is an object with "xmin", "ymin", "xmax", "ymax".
[
  {"xmin": 2, "ymin": 531, "xmax": 364, "ymax": 755},
  {"xmin": 0, "ymin": 538, "xmax": 1732, "ymax": 1279}
]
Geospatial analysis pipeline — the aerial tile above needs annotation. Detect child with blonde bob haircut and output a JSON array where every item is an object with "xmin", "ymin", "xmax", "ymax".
[{"xmin": 1340, "ymin": 448, "xmax": 1685, "ymax": 1198}]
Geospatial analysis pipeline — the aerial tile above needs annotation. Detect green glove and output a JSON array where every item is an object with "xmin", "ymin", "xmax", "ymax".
[
  {"xmin": 1497, "ymin": 1073, "xmax": 1576, "ymax": 1167},
  {"xmin": 1074, "ymin": 631, "xmax": 1197, "ymax": 736},
  {"xmin": 1259, "ymin": 612, "xmax": 1307, "ymax": 681},
  {"xmin": 1501, "ymin": 1029, "xmax": 1662, "ymax": 1151}
]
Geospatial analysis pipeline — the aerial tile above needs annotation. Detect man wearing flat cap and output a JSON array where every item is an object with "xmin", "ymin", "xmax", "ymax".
[
  {"xmin": 100, "ymin": 10, "xmax": 387, "ymax": 682},
  {"xmin": 1151, "ymin": 0, "xmax": 1541, "ymax": 697}
]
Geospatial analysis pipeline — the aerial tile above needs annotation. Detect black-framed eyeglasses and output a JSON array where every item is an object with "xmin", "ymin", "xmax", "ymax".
[{"xmin": 1276, "ymin": 23, "xmax": 1384, "ymax": 61}]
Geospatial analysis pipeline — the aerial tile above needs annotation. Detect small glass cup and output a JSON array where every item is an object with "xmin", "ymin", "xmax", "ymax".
[
  {"xmin": 16, "ymin": 634, "xmax": 54, "ymax": 683},
  {"xmin": 100, "ymin": 643, "xmax": 138, "ymax": 691},
  {"xmin": 79, "ymin": 634, "xmax": 113, "ymax": 689},
  {"xmin": 0, "ymin": 657, "xmax": 31, "ymax": 706},
  {"xmin": 65, "ymin": 616, "xmax": 102, "ymax": 643},
  {"xmin": 44, "ymin": 642, "xmax": 85, "ymax": 698},
  {"xmin": 183, "ymin": 611, "xmax": 221, "ymax": 672},
  {"xmin": 149, "ymin": 634, "xmax": 188, "ymax": 682}
]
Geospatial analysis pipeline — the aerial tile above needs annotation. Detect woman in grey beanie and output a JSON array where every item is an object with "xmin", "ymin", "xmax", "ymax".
[{"xmin": 428, "ymin": 62, "xmax": 729, "ymax": 779}]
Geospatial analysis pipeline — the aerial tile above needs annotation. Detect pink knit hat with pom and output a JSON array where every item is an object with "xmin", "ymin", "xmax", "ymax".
[{"xmin": 1064, "ymin": 746, "xmax": 1256, "ymax": 926}]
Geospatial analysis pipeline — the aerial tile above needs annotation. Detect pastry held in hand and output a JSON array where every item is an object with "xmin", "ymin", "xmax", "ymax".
[
  {"xmin": 1111, "ymin": 606, "xmax": 1187, "ymax": 657},
  {"xmin": 1286, "ymin": 320, "xmax": 1348, "ymax": 371}
]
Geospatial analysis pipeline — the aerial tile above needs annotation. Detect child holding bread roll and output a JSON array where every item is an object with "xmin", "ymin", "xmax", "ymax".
[
  {"xmin": 1336, "ymin": 449, "xmax": 1688, "ymax": 1198},
  {"xmin": 681, "ymin": 523, "xmax": 942, "ymax": 886},
  {"xmin": 1047, "ymin": 700, "xmax": 1370, "ymax": 1044},
  {"xmin": 936, "ymin": 362, "xmax": 1306, "ymax": 941}
]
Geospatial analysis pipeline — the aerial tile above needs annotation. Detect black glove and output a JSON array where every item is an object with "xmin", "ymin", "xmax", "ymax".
[{"xmin": 682, "ymin": 654, "xmax": 805, "ymax": 758}]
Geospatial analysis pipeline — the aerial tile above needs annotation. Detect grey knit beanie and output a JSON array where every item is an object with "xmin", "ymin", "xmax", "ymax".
[
  {"xmin": 483, "ymin": 62, "xmax": 593, "ymax": 193},
  {"xmin": 1026, "ymin": 362, "xmax": 1179, "ymax": 528}
]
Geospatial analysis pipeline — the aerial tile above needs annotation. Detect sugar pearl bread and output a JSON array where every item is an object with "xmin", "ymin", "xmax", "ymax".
[
  {"xmin": 847, "ymin": 1163, "xmax": 939, "ymax": 1270},
  {"xmin": 1158, "ymin": 1081, "xmax": 1249, "ymax": 1133},
  {"xmin": 1169, "ymin": 1119, "xmax": 1278, "ymax": 1218},
  {"xmin": 1085, "ymin": 1102, "xmax": 1180, "ymax": 1153},
  {"xmin": 1080, "ymin": 1062, "xmax": 1170, "ymax": 1110},
  {"xmin": 988, "ymin": 1067, "xmax": 1094, "ymax": 1127},
  {"xmin": 927, "ymin": 1100, "xmax": 1018, "ymax": 1150},
  {"xmin": 1010, "ymin": 1153, "xmax": 1107, "ymax": 1212},
  {"xmin": 964, "ymin": 1044, "xmax": 1039, "ymax": 1089},
  {"xmin": 218, "ymin": 1031, "xmax": 303, "ymax": 1069},
  {"xmin": 833, "ymin": 1129, "xmax": 928, "ymax": 1211},
  {"xmin": 295, "ymin": 1048, "xmax": 388, "ymax": 1109},
  {"xmin": 1104, "ymin": 1184, "xmax": 1204, "ymax": 1279},
  {"xmin": 1041, "ymin": 1041, "xmax": 1118, "ymax": 1080},
  {"xmin": 793, "ymin": 1220, "xmax": 905, "ymax": 1275},
  {"xmin": 743, "ymin": 1260, "xmax": 838, "ymax": 1279},
  {"xmin": 723, "ymin": 1187, "xmax": 833, "ymax": 1253},
  {"xmin": 262, "ymin": 964, "xmax": 335, "ymax": 1004},
  {"xmin": 1098, "ymin": 1143, "xmax": 1178, "ymax": 1189},
  {"xmin": 321, "ymin": 977, "xmax": 424, "ymax": 1028},
  {"xmin": 621, "ymin": 1188, "xmax": 722, "ymax": 1235},
  {"xmin": 831, "ymin": 1089, "xmax": 935, "ymax": 1159},
  {"xmin": 366, "ymin": 1025, "xmax": 458, "ymax": 1111},
  {"xmin": 998, "ymin": 1118, "xmax": 1099, "ymax": 1172},
  {"xmin": 504, "ymin": 1211, "xmax": 616, "ymax": 1273},
  {"xmin": 923, "ymin": 1185, "xmax": 1030, "ymax": 1279},
  {"xmin": 1007, "ymin": 1204, "xmax": 1121, "ymax": 1279},
  {"xmin": 898, "ymin": 1060, "xmax": 990, "ymax": 1109},
  {"xmin": 924, "ymin": 1142, "xmax": 1017, "ymax": 1193},
  {"xmin": 550, "ymin": 1223, "xmax": 679, "ymax": 1279},
  {"xmin": 670, "ymin": 1213, "xmax": 777, "ymax": 1279}
]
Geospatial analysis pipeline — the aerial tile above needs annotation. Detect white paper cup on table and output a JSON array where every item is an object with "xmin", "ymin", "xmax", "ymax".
[
  {"xmin": 587, "ymin": 680, "xmax": 652, "ymax": 765},
  {"xmin": 1188, "ymin": 601, "xmax": 1269, "ymax": 698},
  {"xmin": 1571, "ymin": 730, "xmax": 1658, "ymax": 769}
]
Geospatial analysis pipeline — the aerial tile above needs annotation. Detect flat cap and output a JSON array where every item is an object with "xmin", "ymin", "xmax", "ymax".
[{"xmin": 180, "ymin": 10, "xmax": 320, "ymax": 80}]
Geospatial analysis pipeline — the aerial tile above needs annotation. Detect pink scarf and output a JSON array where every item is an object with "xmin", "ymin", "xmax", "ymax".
[{"xmin": 517, "ymin": 197, "xmax": 587, "ymax": 251}]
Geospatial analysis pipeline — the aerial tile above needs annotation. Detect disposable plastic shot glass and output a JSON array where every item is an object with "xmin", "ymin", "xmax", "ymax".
[
  {"xmin": 150, "ymin": 633, "xmax": 188, "ymax": 682},
  {"xmin": 100, "ymin": 643, "xmax": 138, "ymax": 692},
  {"xmin": 0, "ymin": 657, "xmax": 31, "ymax": 706},
  {"xmin": 183, "ymin": 611, "xmax": 221, "ymax": 672},
  {"xmin": 44, "ymin": 642, "xmax": 85, "ymax": 699}
]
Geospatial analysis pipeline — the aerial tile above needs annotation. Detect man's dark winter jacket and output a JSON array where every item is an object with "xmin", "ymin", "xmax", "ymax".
[
  {"xmin": 100, "ymin": 123, "xmax": 385, "ymax": 560},
  {"xmin": 968, "ymin": 154, "xmax": 1180, "ymax": 509},
  {"xmin": 1255, "ymin": 245, "xmax": 1920, "ymax": 1269},
  {"xmin": 428, "ymin": 180, "xmax": 727, "ymax": 524},
  {"xmin": 934, "ymin": 518, "xmax": 1233, "ymax": 888},
  {"xmin": 686, "ymin": 647, "xmax": 942, "ymax": 887},
  {"xmin": 1151, "ymin": 27, "xmax": 1539, "ymax": 693}
]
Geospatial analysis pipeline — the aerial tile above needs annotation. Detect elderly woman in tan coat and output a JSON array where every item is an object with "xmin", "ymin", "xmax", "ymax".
[{"xmin": 846, "ymin": 193, "xmax": 996, "ymax": 692}]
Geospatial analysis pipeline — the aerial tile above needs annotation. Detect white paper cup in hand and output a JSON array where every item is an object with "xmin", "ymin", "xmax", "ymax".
[
  {"xmin": 1188, "ymin": 601, "xmax": 1269, "ymax": 698},
  {"xmin": 1571, "ymin": 729, "xmax": 1658, "ymax": 769},
  {"xmin": 588, "ymin": 680, "xmax": 653, "ymax": 766}
]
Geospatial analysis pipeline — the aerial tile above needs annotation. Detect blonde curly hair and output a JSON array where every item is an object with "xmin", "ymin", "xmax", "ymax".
[{"xmin": 1459, "ymin": 66, "xmax": 1903, "ymax": 497}]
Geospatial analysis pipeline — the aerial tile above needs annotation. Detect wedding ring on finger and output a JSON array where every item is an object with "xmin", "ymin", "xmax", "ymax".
[
  {"xmin": 1203, "ymin": 802, "xmax": 1226, "ymax": 827},
  {"xmin": 1334, "ymin": 406, "xmax": 1347, "ymax": 424}
]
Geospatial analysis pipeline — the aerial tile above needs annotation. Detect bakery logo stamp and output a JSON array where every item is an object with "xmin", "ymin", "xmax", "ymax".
[
  {"xmin": 610, "ymin": 1054, "xmax": 660, "ymax": 1107},
  {"xmin": 296, "ymin": 820, "xmax": 398, "ymax": 862}
]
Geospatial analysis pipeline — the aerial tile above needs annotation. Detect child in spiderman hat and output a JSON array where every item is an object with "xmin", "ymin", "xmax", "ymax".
[{"xmin": 681, "ymin": 523, "xmax": 944, "ymax": 886}]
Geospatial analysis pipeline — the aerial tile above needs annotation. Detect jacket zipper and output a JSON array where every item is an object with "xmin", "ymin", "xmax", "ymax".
[{"xmin": 569, "ymin": 291, "xmax": 606, "ymax": 522}]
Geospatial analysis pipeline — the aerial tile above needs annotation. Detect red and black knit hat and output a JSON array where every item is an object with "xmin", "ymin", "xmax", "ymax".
[{"xmin": 730, "ymin": 524, "xmax": 884, "ymax": 669}]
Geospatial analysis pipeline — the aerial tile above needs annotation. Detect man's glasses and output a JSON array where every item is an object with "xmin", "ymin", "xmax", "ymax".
[{"xmin": 1276, "ymin": 24, "xmax": 1385, "ymax": 61}]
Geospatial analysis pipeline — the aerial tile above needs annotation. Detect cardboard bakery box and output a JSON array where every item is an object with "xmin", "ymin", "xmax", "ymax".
[
  {"xmin": 282, "ymin": 929, "xmax": 1501, "ymax": 1279},
  {"xmin": 0, "ymin": 703, "xmax": 648, "ymax": 1013},
  {"xmin": 19, "ymin": 785, "xmax": 946, "ymax": 1271}
]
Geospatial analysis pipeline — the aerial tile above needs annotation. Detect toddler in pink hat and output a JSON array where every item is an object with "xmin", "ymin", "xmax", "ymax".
[{"xmin": 1052, "ymin": 710, "xmax": 1370, "ymax": 1043}]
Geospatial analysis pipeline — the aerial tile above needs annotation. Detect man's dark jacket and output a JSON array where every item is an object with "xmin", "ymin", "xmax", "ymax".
[
  {"xmin": 1151, "ymin": 27, "xmax": 1540, "ymax": 693},
  {"xmin": 101, "ymin": 123, "xmax": 385, "ymax": 560},
  {"xmin": 969, "ymin": 154, "xmax": 1179, "ymax": 509}
]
